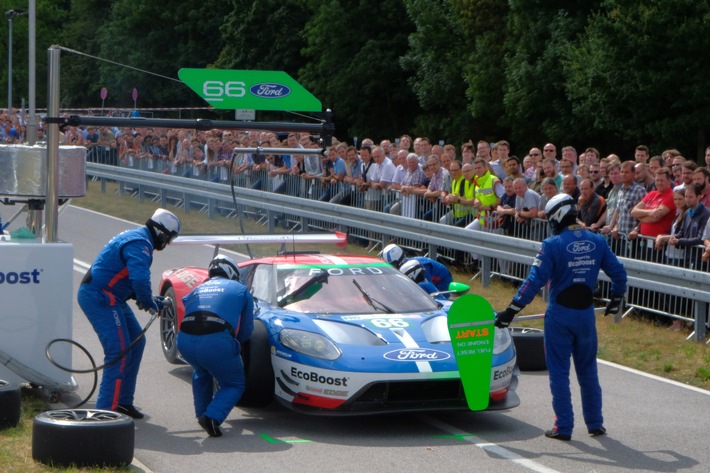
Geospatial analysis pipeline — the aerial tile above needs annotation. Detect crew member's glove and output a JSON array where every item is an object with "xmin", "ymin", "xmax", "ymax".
[
  {"xmin": 604, "ymin": 295, "xmax": 624, "ymax": 316},
  {"xmin": 495, "ymin": 302, "xmax": 524, "ymax": 328},
  {"xmin": 153, "ymin": 296, "xmax": 165, "ymax": 312},
  {"xmin": 136, "ymin": 297, "xmax": 159, "ymax": 313}
]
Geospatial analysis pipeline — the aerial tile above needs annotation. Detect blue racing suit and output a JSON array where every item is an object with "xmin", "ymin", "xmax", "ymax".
[
  {"xmin": 77, "ymin": 226, "xmax": 157, "ymax": 410},
  {"xmin": 176, "ymin": 276, "xmax": 254, "ymax": 424},
  {"xmin": 408, "ymin": 257, "xmax": 453, "ymax": 297},
  {"xmin": 513, "ymin": 224, "xmax": 626, "ymax": 436}
]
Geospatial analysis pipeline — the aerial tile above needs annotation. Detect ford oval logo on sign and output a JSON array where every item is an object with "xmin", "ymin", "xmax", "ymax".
[
  {"xmin": 249, "ymin": 83, "xmax": 291, "ymax": 98},
  {"xmin": 566, "ymin": 240, "xmax": 596, "ymax": 254},
  {"xmin": 383, "ymin": 348, "xmax": 450, "ymax": 362}
]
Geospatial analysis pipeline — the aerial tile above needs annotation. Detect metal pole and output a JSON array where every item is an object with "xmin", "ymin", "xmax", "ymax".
[
  {"xmin": 45, "ymin": 46, "xmax": 61, "ymax": 243},
  {"xmin": 7, "ymin": 15, "xmax": 12, "ymax": 114},
  {"xmin": 27, "ymin": 0, "xmax": 37, "ymax": 145}
]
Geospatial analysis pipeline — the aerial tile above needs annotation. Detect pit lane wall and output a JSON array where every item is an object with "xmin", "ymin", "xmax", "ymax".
[{"xmin": 86, "ymin": 162, "xmax": 710, "ymax": 342}]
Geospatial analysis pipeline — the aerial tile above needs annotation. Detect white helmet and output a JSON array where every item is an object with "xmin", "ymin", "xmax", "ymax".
[
  {"xmin": 378, "ymin": 243, "xmax": 405, "ymax": 268},
  {"xmin": 545, "ymin": 194, "xmax": 577, "ymax": 235},
  {"xmin": 208, "ymin": 255, "xmax": 240, "ymax": 281},
  {"xmin": 400, "ymin": 259, "xmax": 425, "ymax": 284},
  {"xmin": 146, "ymin": 208, "xmax": 181, "ymax": 250}
]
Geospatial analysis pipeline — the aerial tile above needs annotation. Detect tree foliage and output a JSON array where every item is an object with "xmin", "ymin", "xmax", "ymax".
[
  {"xmin": 299, "ymin": 0, "xmax": 418, "ymax": 140},
  {"xmin": 564, "ymin": 0, "xmax": 710, "ymax": 156}
]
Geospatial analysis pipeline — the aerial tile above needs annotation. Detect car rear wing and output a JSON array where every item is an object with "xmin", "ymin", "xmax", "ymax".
[{"xmin": 172, "ymin": 231, "xmax": 347, "ymax": 248}]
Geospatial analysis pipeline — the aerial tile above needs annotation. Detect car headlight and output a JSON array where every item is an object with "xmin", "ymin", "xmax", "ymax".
[
  {"xmin": 279, "ymin": 329, "xmax": 342, "ymax": 361},
  {"xmin": 493, "ymin": 326, "xmax": 513, "ymax": 355}
]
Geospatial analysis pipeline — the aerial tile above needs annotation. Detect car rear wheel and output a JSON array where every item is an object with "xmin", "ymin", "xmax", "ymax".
[
  {"xmin": 32, "ymin": 409, "xmax": 134, "ymax": 468},
  {"xmin": 0, "ymin": 379, "xmax": 21, "ymax": 429},
  {"xmin": 238, "ymin": 320, "xmax": 274, "ymax": 407},
  {"xmin": 160, "ymin": 287, "xmax": 186, "ymax": 364},
  {"xmin": 511, "ymin": 327, "xmax": 547, "ymax": 371}
]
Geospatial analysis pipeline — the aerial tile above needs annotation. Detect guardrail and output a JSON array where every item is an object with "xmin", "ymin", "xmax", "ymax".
[{"xmin": 86, "ymin": 162, "xmax": 710, "ymax": 342}]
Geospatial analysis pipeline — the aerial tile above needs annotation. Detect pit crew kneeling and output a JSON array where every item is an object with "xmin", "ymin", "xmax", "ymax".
[{"xmin": 177, "ymin": 255, "xmax": 254, "ymax": 437}]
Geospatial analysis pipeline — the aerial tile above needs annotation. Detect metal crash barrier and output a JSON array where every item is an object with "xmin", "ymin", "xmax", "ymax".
[{"xmin": 86, "ymin": 161, "xmax": 710, "ymax": 343}]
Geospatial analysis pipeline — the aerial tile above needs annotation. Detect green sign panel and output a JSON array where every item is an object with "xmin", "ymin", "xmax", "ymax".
[
  {"xmin": 447, "ymin": 294, "xmax": 496, "ymax": 411},
  {"xmin": 178, "ymin": 68, "xmax": 322, "ymax": 112}
]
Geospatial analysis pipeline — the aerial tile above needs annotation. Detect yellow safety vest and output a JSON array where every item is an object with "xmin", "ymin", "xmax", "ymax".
[
  {"xmin": 451, "ymin": 176, "xmax": 473, "ymax": 218},
  {"xmin": 473, "ymin": 171, "xmax": 500, "ymax": 223}
]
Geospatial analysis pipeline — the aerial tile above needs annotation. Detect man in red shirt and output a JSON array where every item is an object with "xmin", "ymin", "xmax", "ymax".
[{"xmin": 630, "ymin": 167, "xmax": 677, "ymax": 262}]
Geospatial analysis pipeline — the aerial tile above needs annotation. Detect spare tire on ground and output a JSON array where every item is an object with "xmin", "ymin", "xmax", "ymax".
[
  {"xmin": 0, "ymin": 379, "xmax": 21, "ymax": 429},
  {"xmin": 510, "ymin": 327, "xmax": 547, "ymax": 371},
  {"xmin": 32, "ymin": 409, "xmax": 134, "ymax": 468}
]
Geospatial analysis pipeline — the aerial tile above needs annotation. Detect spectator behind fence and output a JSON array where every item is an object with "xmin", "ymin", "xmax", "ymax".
[
  {"xmin": 635, "ymin": 162, "xmax": 655, "ymax": 192},
  {"xmin": 496, "ymin": 176, "xmax": 517, "ymax": 235},
  {"xmin": 465, "ymin": 158, "xmax": 504, "ymax": 232},
  {"xmin": 562, "ymin": 174, "xmax": 580, "ymax": 203},
  {"xmin": 610, "ymin": 161, "xmax": 646, "ymax": 244},
  {"xmin": 422, "ymin": 155, "xmax": 451, "ymax": 220},
  {"xmin": 537, "ymin": 177, "xmax": 560, "ymax": 220},
  {"xmin": 599, "ymin": 163, "xmax": 622, "ymax": 234},
  {"xmin": 542, "ymin": 158, "xmax": 563, "ymax": 189},
  {"xmin": 654, "ymin": 189, "xmax": 689, "ymax": 267},
  {"xmin": 629, "ymin": 167, "xmax": 676, "ymax": 261},
  {"xmin": 398, "ymin": 153, "xmax": 428, "ymax": 218},
  {"xmin": 667, "ymin": 184, "xmax": 709, "ymax": 267},
  {"xmin": 439, "ymin": 160, "xmax": 472, "ymax": 226},
  {"xmin": 692, "ymin": 167, "xmax": 710, "ymax": 208},
  {"xmin": 578, "ymin": 178, "xmax": 605, "ymax": 230},
  {"xmin": 512, "ymin": 177, "xmax": 541, "ymax": 239},
  {"xmin": 385, "ymin": 149, "xmax": 409, "ymax": 215},
  {"xmin": 673, "ymin": 160, "xmax": 697, "ymax": 193}
]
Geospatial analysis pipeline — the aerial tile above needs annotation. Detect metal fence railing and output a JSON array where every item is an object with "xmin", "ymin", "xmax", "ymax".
[{"xmin": 86, "ymin": 161, "xmax": 710, "ymax": 343}]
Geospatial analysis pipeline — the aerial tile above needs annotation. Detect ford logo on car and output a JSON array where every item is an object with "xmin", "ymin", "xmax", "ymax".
[
  {"xmin": 383, "ymin": 348, "xmax": 450, "ymax": 362},
  {"xmin": 249, "ymin": 83, "xmax": 291, "ymax": 98}
]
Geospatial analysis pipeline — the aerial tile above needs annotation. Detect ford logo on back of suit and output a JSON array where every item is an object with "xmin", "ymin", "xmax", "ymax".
[
  {"xmin": 383, "ymin": 348, "xmax": 450, "ymax": 362},
  {"xmin": 249, "ymin": 83, "xmax": 291, "ymax": 98},
  {"xmin": 566, "ymin": 240, "xmax": 596, "ymax": 254}
]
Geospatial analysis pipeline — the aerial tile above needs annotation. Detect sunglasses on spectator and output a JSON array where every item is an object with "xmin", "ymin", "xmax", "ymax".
[
  {"xmin": 530, "ymin": 153, "xmax": 541, "ymax": 156},
  {"xmin": 590, "ymin": 170, "xmax": 600, "ymax": 174}
]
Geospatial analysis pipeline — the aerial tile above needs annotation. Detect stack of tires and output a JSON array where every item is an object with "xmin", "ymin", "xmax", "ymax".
[
  {"xmin": 0, "ymin": 379, "xmax": 21, "ymax": 429},
  {"xmin": 32, "ymin": 409, "xmax": 135, "ymax": 468}
]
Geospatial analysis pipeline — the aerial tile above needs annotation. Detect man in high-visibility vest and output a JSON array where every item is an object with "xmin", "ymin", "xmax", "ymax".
[{"xmin": 465, "ymin": 158, "xmax": 505, "ymax": 232}]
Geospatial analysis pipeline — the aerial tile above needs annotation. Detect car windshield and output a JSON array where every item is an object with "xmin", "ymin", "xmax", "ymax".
[{"xmin": 273, "ymin": 264, "xmax": 439, "ymax": 314}]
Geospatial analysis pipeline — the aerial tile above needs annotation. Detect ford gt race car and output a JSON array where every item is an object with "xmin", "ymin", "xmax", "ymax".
[{"xmin": 158, "ymin": 241, "xmax": 519, "ymax": 414}]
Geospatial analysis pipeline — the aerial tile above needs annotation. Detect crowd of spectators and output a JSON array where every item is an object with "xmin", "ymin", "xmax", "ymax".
[{"xmin": 6, "ymin": 107, "xmax": 708, "ymax": 330}]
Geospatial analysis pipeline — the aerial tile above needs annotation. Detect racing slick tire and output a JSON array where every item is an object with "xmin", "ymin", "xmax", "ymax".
[
  {"xmin": 510, "ymin": 327, "xmax": 547, "ymax": 371},
  {"xmin": 160, "ymin": 286, "xmax": 186, "ymax": 365},
  {"xmin": 0, "ymin": 379, "xmax": 21, "ymax": 429},
  {"xmin": 238, "ymin": 320, "xmax": 274, "ymax": 408},
  {"xmin": 32, "ymin": 409, "xmax": 134, "ymax": 468}
]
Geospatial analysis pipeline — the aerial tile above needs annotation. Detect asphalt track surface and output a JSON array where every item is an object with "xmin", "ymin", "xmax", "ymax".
[{"xmin": 52, "ymin": 205, "xmax": 710, "ymax": 473}]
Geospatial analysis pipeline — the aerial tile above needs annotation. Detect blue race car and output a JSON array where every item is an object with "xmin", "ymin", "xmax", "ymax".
[{"xmin": 159, "ymin": 252, "xmax": 519, "ymax": 414}]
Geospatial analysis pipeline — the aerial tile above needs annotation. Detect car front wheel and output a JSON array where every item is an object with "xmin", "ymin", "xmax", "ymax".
[{"xmin": 238, "ymin": 320, "xmax": 274, "ymax": 407}]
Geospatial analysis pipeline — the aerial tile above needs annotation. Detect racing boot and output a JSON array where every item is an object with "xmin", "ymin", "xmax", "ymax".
[
  {"xmin": 544, "ymin": 426, "xmax": 571, "ymax": 441},
  {"xmin": 588, "ymin": 426, "xmax": 607, "ymax": 437},
  {"xmin": 198, "ymin": 415, "xmax": 222, "ymax": 437},
  {"xmin": 116, "ymin": 404, "xmax": 144, "ymax": 419}
]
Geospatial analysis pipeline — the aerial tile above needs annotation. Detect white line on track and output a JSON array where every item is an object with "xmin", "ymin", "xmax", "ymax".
[
  {"xmin": 417, "ymin": 415, "xmax": 563, "ymax": 473},
  {"xmin": 598, "ymin": 359, "xmax": 710, "ymax": 395}
]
